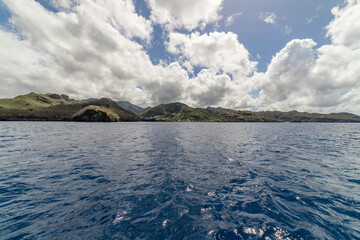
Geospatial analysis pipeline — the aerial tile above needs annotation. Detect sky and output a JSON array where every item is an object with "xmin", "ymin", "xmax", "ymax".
[{"xmin": 0, "ymin": 0, "xmax": 359, "ymax": 114}]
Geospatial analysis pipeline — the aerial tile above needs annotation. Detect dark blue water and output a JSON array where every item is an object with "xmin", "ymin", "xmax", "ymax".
[{"xmin": 0, "ymin": 122, "xmax": 359, "ymax": 240}]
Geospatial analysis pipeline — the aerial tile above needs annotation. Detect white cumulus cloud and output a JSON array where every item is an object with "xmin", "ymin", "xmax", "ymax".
[
  {"xmin": 257, "ymin": 0, "xmax": 360, "ymax": 113},
  {"xmin": 146, "ymin": 0, "xmax": 223, "ymax": 30},
  {"xmin": 326, "ymin": 0, "xmax": 360, "ymax": 48},
  {"xmin": 0, "ymin": 0, "xmax": 256, "ymax": 109},
  {"xmin": 0, "ymin": 0, "xmax": 156, "ymax": 105},
  {"xmin": 258, "ymin": 39, "xmax": 318, "ymax": 111},
  {"xmin": 260, "ymin": 12, "xmax": 277, "ymax": 25},
  {"xmin": 166, "ymin": 31, "xmax": 257, "ymax": 79}
]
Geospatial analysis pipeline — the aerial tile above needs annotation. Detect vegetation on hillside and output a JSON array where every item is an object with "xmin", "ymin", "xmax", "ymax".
[
  {"xmin": 140, "ymin": 103, "xmax": 360, "ymax": 122},
  {"xmin": 116, "ymin": 101, "xmax": 150, "ymax": 115},
  {"xmin": 257, "ymin": 110, "xmax": 360, "ymax": 122},
  {"xmin": 0, "ymin": 92, "xmax": 80, "ymax": 110},
  {"xmin": 73, "ymin": 106, "xmax": 121, "ymax": 122},
  {"xmin": 140, "ymin": 102, "xmax": 271, "ymax": 122},
  {"xmin": 1, "ymin": 93, "xmax": 359, "ymax": 122},
  {"xmin": 0, "ymin": 93, "xmax": 138, "ymax": 121}
]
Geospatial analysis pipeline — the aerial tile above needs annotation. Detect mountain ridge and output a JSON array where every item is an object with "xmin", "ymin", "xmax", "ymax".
[
  {"xmin": 116, "ymin": 101, "xmax": 150, "ymax": 115},
  {"xmin": 1, "ymin": 93, "xmax": 360, "ymax": 122},
  {"xmin": 0, "ymin": 93, "xmax": 138, "ymax": 122}
]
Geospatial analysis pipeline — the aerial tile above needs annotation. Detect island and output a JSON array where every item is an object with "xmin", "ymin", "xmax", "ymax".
[{"xmin": 0, "ymin": 92, "xmax": 360, "ymax": 122}]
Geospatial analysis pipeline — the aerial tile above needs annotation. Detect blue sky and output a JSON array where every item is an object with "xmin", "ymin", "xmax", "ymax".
[
  {"xmin": 131, "ymin": 0, "xmax": 344, "ymax": 72},
  {"xmin": 0, "ymin": 0, "xmax": 359, "ymax": 113},
  {"xmin": 222, "ymin": 0, "xmax": 345, "ymax": 72}
]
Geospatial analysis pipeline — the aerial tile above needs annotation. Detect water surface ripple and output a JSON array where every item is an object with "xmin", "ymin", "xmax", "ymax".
[{"xmin": 0, "ymin": 122, "xmax": 359, "ymax": 239}]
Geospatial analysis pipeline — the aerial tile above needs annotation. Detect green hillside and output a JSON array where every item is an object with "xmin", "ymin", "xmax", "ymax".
[
  {"xmin": 1, "ymin": 93, "xmax": 359, "ymax": 122},
  {"xmin": 257, "ymin": 110, "xmax": 360, "ymax": 122},
  {"xmin": 141, "ymin": 102, "xmax": 194, "ymax": 119},
  {"xmin": 0, "ymin": 92, "xmax": 80, "ymax": 110},
  {"xmin": 140, "ymin": 102, "xmax": 270, "ymax": 122},
  {"xmin": 0, "ymin": 93, "xmax": 138, "ymax": 122},
  {"xmin": 116, "ymin": 101, "xmax": 150, "ymax": 115},
  {"xmin": 141, "ymin": 102, "xmax": 360, "ymax": 122},
  {"xmin": 210, "ymin": 109, "xmax": 271, "ymax": 122}
]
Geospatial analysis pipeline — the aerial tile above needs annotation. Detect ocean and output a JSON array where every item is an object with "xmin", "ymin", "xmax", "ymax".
[{"xmin": 0, "ymin": 122, "xmax": 359, "ymax": 239}]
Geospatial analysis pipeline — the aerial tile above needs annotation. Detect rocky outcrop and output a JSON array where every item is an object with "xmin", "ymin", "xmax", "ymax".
[
  {"xmin": 47, "ymin": 93, "xmax": 71, "ymax": 101},
  {"xmin": 72, "ymin": 106, "xmax": 120, "ymax": 122}
]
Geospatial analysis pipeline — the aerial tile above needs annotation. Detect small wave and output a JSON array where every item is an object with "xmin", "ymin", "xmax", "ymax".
[
  {"xmin": 207, "ymin": 192, "xmax": 216, "ymax": 197},
  {"xmin": 348, "ymin": 179, "xmax": 360, "ymax": 185},
  {"xmin": 162, "ymin": 219, "xmax": 169, "ymax": 228},
  {"xmin": 113, "ymin": 210, "xmax": 129, "ymax": 224}
]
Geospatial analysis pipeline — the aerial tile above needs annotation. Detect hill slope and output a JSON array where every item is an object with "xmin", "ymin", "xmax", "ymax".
[
  {"xmin": 257, "ymin": 111, "xmax": 360, "ymax": 122},
  {"xmin": 116, "ymin": 101, "xmax": 150, "ymax": 115},
  {"xmin": 141, "ymin": 103, "xmax": 360, "ymax": 122},
  {"xmin": 1, "ymin": 93, "xmax": 360, "ymax": 122},
  {"xmin": 0, "ymin": 92, "xmax": 80, "ymax": 110},
  {"xmin": 0, "ymin": 93, "xmax": 138, "ymax": 122},
  {"xmin": 141, "ymin": 102, "xmax": 270, "ymax": 122}
]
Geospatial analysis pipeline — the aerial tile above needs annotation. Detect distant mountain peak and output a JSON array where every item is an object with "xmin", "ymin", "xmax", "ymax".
[{"xmin": 116, "ymin": 101, "xmax": 150, "ymax": 115}]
